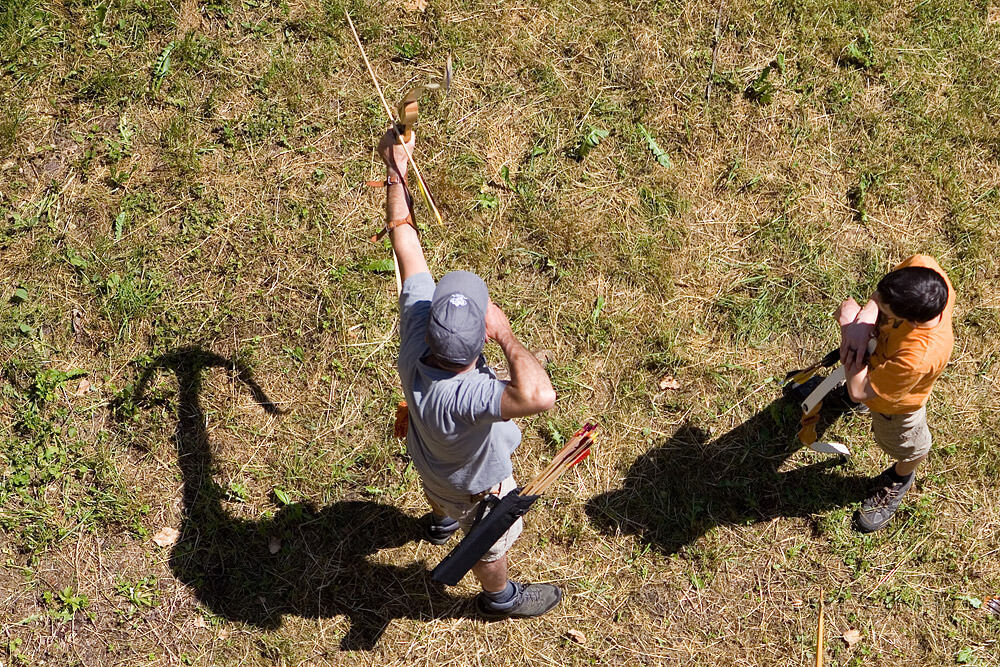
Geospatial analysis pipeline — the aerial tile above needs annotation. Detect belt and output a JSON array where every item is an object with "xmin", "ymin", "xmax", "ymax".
[{"xmin": 470, "ymin": 484, "xmax": 502, "ymax": 503}]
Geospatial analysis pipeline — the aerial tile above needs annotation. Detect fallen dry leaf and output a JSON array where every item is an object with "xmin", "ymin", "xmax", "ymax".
[
  {"xmin": 217, "ymin": 629, "xmax": 230, "ymax": 640},
  {"xmin": 403, "ymin": 0, "xmax": 427, "ymax": 11},
  {"xmin": 192, "ymin": 616, "xmax": 208, "ymax": 629},
  {"xmin": 152, "ymin": 526, "xmax": 180, "ymax": 548},
  {"xmin": 71, "ymin": 308, "xmax": 85, "ymax": 334},
  {"xmin": 75, "ymin": 378, "xmax": 91, "ymax": 396},
  {"xmin": 842, "ymin": 628, "xmax": 862, "ymax": 647},
  {"xmin": 565, "ymin": 629, "xmax": 586, "ymax": 644},
  {"xmin": 268, "ymin": 536, "xmax": 282, "ymax": 554},
  {"xmin": 658, "ymin": 374, "xmax": 681, "ymax": 391},
  {"xmin": 790, "ymin": 597, "xmax": 804, "ymax": 608}
]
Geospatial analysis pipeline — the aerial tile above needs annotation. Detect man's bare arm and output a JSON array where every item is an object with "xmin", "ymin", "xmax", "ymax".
[
  {"xmin": 486, "ymin": 302, "xmax": 556, "ymax": 419},
  {"xmin": 385, "ymin": 181, "xmax": 428, "ymax": 281},
  {"xmin": 378, "ymin": 129, "xmax": 429, "ymax": 282}
]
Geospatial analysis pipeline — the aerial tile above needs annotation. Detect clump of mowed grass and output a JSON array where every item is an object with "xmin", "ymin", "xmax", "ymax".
[{"xmin": 2, "ymin": 0, "xmax": 1000, "ymax": 664}]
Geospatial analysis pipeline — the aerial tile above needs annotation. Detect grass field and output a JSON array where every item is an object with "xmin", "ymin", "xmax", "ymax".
[{"xmin": 2, "ymin": 0, "xmax": 1000, "ymax": 664}]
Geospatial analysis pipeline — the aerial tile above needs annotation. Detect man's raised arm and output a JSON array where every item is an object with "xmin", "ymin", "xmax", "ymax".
[{"xmin": 377, "ymin": 128, "xmax": 429, "ymax": 282}]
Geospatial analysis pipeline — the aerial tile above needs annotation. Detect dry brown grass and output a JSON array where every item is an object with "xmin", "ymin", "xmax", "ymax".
[{"xmin": 2, "ymin": 0, "xmax": 1000, "ymax": 664}]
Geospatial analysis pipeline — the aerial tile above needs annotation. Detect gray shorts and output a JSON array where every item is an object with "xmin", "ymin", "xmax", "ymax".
[
  {"xmin": 422, "ymin": 476, "xmax": 522, "ymax": 563},
  {"xmin": 870, "ymin": 406, "xmax": 932, "ymax": 463}
]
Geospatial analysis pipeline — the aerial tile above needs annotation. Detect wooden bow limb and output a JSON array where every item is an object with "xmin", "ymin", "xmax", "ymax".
[
  {"xmin": 800, "ymin": 364, "xmax": 846, "ymax": 415},
  {"xmin": 792, "ymin": 338, "xmax": 876, "ymax": 457},
  {"xmin": 344, "ymin": 9, "xmax": 444, "ymax": 231},
  {"xmin": 815, "ymin": 590, "xmax": 825, "ymax": 667}
]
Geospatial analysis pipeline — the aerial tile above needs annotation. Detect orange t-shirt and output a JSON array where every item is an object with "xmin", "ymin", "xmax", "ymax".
[{"xmin": 864, "ymin": 255, "xmax": 955, "ymax": 415}]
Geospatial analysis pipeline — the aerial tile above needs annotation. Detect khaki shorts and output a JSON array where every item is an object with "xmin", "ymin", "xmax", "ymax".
[
  {"xmin": 423, "ymin": 476, "xmax": 522, "ymax": 563},
  {"xmin": 870, "ymin": 406, "xmax": 932, "ymax": 463}
]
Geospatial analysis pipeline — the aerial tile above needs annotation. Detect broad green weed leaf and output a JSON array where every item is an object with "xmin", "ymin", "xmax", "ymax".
[
  {"xmin": 745, "ymin": 66, "xmax": 774, "ymax": 104},
  {"xmin": 114, "ymin": 212, "xmax": 127, "ymax": 241},
  {"xmin": 151, "ymin": 41, "xmax": 175, "ymax": 92},
  {"xmin": 843, "ymin": 29, "xmax": 874, "ymax": 68},
  {"xmin": 956, "ymin": 594, "xmax": 982, "ymax": 609},
  {"xmin": 66, "ymin": 249, "xmax": 88, "ymax": 270},
  {"xmin": 362, "ymin": 258, "xmax": 395, "ymax": 274},
  {"xmin": 574, "ymin": 127, "xmax": 609, "ymax": 160},
  {"xmin": 592, "ymin": 295, "xmax": 605, "ymax": 322},
  {"xmin": 637, "ymin": 124, "xmax": 672, "ymax": 168}
]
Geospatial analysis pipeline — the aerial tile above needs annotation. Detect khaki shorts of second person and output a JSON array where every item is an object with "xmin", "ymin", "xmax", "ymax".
[
  {"xmin": 870, "ymin": 406, "xmax": 932, "ymax": 463},
  {"xmin": 423, "ymin": 476, "xmax": 522, "ymax": 563}
]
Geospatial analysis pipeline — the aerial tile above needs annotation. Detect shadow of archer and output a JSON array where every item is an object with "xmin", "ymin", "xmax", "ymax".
[
  {"xmin": 587, "ymin": 392, "xmax": 872, "ymax": 556},
  {"xmin": 123, "ymin": 347, "xmax": 465, "ymax": 650}
]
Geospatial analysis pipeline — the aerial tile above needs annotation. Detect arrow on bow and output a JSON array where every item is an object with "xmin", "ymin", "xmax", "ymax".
[{"xmin": 344, "ymin": 9, "xmax": 444, "ymax": 231}]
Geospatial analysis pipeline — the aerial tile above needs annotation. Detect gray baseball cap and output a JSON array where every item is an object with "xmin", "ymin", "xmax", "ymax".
[{"xmin": 427, "ymin": 271, "xmax": 489, "ymax": 366}]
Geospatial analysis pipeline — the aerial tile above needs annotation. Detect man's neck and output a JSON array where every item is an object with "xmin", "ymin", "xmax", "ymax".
[{"xmin": 425, "ymin": 353, "xmax": 476, "ymax": 374}]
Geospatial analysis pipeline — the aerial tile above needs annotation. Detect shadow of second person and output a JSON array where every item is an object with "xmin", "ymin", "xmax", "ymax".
[{"xmin": 586, "ymin": 395, "xmax": 872, "ymax": 556}]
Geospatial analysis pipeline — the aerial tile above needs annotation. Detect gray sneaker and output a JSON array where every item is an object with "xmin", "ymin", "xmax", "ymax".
[
  {"xmin": 855, "ymin": 466, "xmax": 914, "ymax": 532},
  {"xmin": 476, "ymin": 582, "xmax": 562, "ymax": 620}
]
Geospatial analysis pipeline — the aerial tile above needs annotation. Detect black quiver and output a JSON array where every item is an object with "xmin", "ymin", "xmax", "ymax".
[{"xmin": 430, "ymin": 488, "xmax": 539, "ymax": 585}]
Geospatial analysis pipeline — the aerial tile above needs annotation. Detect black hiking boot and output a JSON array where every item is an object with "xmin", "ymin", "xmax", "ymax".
[
  {"xmin": 476, "ymin": 581, "xmax": 562, "ymax": 620},
  {"xmin": 855, "ymin": 466, "xmax": 914, "ymax": 532},
  {"xmin": 424, "ymin": 514, "xmax": 459, "ymax": 545}
]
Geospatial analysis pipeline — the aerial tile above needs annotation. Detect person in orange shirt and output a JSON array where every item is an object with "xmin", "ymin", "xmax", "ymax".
[{"xmin": 835, "ymin": 255, "xmax": 954, "ymax": 532}]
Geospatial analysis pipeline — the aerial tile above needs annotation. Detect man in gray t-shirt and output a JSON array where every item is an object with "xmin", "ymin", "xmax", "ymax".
[{"xmin": 377, "ymin": 128, "xmax": 561, "ymax": 619}]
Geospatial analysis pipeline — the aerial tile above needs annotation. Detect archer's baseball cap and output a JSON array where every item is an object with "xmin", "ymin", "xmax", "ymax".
[{"xmin": 427, "ymin": 271, "xmax": 489, "ymax": 366}]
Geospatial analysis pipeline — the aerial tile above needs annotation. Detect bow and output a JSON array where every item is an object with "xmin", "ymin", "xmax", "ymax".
[
  {"xmin": 784, "ymin": 338, "xmax": 876, "ymax": 456},
  {"xmin": 784, "ymin": 350, "xmax": 850, "ymax": 456},
  {"xmin": 344, "ymin": 10, "xmax": 444, "ymax": 232}
]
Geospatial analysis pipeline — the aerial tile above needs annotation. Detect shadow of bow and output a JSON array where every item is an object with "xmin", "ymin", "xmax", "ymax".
[
  {"xmin": 125, "ymin": 347, "xmax": 465, "ymax": 650},
  {"xmin": 587, "ymin": 392, "xmax": 872, "ymax": 556}
]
